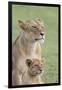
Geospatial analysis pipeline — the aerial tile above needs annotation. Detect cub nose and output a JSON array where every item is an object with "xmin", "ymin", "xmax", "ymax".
[
  {"xmin": 40, "ymin": 32, "xmax": 44, "ymax": 36},
  {"xmin": 40, "ymin": 68, "xmax": 42, "ymax": 72}
]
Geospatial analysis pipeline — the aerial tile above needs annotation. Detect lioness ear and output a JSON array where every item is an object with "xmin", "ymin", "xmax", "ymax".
[
  {"xmin": 26, "ymin": 59, "xmax": 32, "ymax": 67},
  {"xmin": 36, "ymin": 18, "xmax": 41, "ymax": 21},
  {"xmin": 18, "ymin": 20, "xmax": 27, "ymax": 30}
]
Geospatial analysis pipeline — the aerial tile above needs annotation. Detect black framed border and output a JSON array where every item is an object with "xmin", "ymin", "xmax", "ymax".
[{"xmin": 8, "ymin": 1, "xmax": 61, "ymax": 88}]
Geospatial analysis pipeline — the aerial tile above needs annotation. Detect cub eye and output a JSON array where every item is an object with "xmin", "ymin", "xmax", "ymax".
[{"xmin": 34, "ymin": 65, "xmax": 38, "ymax": 67}]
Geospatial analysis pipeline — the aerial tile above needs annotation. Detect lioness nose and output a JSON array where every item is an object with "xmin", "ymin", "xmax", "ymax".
[{"xmin": 40, "ymin": 32, "xmax": 44, "ymax": 36}]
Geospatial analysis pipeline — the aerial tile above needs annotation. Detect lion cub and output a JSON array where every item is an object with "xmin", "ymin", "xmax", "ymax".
[{"xmin": 22, "ymin": 58, "xmax": 43, "ymax": 84}]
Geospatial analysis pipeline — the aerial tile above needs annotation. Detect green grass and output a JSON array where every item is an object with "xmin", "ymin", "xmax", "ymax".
[{"xmin": 12, "ymin": 5, "xmax": 58, "ymax": 83}]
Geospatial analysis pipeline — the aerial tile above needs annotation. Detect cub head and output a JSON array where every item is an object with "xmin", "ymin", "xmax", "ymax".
[
  {"xmin": 18, "ymin": 18, "xmax": 45, "ymax": 44},
  {"xmin": 26, "ymin": 58, "xmax": 43, "ymax": 76}
]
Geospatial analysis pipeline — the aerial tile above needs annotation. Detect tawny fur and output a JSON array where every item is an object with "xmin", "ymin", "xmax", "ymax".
[
  {"xmin": 21, "ymin": 58, "xmax": 44, "ymax": 85},
  {"xmin": 12, "ymin": 18, "xmax": 45, "ymax": 85}
]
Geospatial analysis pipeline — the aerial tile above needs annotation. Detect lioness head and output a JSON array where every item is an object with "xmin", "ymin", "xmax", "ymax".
[
  {"xmin": 26, "ymin": 58, "xmax": 43, "ymax": 76},
  {"xmin": 18, "ymin": 18, "xmax": 45, "ymax": 43}
]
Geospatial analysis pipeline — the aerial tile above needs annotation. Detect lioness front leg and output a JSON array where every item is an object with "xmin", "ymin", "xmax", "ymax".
[{"xmin": 12, "ymin": 70, "xmax": 22, "ymax": 86}]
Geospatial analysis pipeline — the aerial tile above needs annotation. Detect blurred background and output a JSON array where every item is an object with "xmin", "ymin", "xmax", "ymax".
[{"xmin": 12, "ymin": 4, "xmax": 58, "ymax": 84}]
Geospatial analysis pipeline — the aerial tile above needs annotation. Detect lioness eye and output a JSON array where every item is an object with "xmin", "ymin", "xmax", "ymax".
[{"xmin": 32, "ymin": 26, "xmax": 37, "ymax": 28}]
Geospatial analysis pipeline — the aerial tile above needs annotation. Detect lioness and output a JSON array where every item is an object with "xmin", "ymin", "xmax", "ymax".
[
  {"xmin": 22, "ymin": 58, "xmax": 43, "ymax": 84},
  {"xmin": 12, "ymin": 18, "xmax": 45, "ymax": 86}
]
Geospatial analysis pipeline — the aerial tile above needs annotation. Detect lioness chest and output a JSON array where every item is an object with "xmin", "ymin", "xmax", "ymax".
[{"xmin": 12, "ymin": 39, "xmax": 41, "ymax": 72}]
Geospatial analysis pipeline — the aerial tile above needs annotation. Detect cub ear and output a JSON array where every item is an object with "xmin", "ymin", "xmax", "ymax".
[
  {"xmin": 18, "ymin": 20, "xmax": 27, "ymax": 30},
  {"xmin": 26, "ymin": 59, "xmax": 32, "ymax": 67}
]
